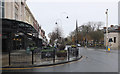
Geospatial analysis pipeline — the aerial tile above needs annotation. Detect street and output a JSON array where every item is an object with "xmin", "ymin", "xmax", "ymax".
[
  {"xmin": 2, "ymin": 47, "xmax": 118, "ymax": 72},
  {"xmin": 1, "ymin": 0, "xmax": 119, "ymax": 73}
]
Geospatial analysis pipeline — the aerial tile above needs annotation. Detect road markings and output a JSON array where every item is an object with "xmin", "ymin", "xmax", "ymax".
[
  {"xmin": 1, "ymin": 56, "xmax": 84, "ymax": 70},
  {"xmin": 0, "ymin": 67, "xmax": 33, "ymax": 70}
]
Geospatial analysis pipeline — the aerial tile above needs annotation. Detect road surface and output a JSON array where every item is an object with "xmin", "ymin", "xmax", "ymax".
[{"xmin": 2, "ymin": 47, "xmax": 118, "ymax": 72}]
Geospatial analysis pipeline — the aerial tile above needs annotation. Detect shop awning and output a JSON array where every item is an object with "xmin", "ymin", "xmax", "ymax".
[{"xmin": 2, "ymin": 18, "xmax": 38, "ymax": 34}]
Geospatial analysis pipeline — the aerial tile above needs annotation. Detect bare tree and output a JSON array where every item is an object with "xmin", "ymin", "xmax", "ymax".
[
  {"xmin": 96, "ymin": 22, "xmax": 104, "ymax": 30},
  {"xmin": 48, "ymin": 26, "xmax": 63, "ymax": 45},
  {"xmin": 68, "ymin": 21, "xmax": 104, "ymax": 46},
  {"xmin": 86, "ymin": 21, "xmax": 104, "ymax": 31}
]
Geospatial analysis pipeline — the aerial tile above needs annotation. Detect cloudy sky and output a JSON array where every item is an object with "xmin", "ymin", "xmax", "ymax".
[{"xmin": 26, "ymin": 0, "xmax": 119, "ymax": 40}]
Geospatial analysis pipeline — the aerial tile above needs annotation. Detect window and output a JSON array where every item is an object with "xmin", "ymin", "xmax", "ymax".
[
  {"xmin": 15, "ymin": 0, "xmax": 19, "ymax": 6},
  {"xmin": 21, "ymin": 2, "xmax": 24, "ymax": 5},
  {"xmin": 2, "ymin": 0, "xmax": 4, "ymax": 6},
  {"xmin": 15, "ymin": 6, "xmax": 18, "ymax": 20},
  {"xmin": 25, "ymin": 9, "xmax": 29, "ymax": 22},
  {"xmin": 2, "ymin": 4, "xmax": 4, "ymax": 18},
  {"xmin": 109, "ymin": 38, "xmax": 113, "ymax": 42},
  {"xmin": 21, "ymin": 2, "xmax": 24, "ymax": 18},
  {"xmin": 0, "ymin": 1, "xmax": 2, "ymax": 18},
  {"xmin": 0, "ymin": 0, "xmax": 4, "ymax": 18},
  {"xmin": 114, "ymin": 37, "xmax": 116, "ymax": 43}
]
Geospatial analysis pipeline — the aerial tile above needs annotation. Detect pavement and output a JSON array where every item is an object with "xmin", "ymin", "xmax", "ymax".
[
  {"xmin": 1, "ymin": 47, "xmax": 118, "ymax": 72},
  {"xmin": 1, "ymin": 53, "xmax": 9, "ymax": 67}
]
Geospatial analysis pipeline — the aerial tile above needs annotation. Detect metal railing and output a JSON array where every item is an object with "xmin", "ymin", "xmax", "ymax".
[{"xmin": 2, "ymin": 47, "xmax": 80, "ymax": 67}]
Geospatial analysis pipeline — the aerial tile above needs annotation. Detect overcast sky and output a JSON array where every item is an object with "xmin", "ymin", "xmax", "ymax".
[{"xmin": 26, "ymin": 0, "xmax": 119, "ymax": 40}]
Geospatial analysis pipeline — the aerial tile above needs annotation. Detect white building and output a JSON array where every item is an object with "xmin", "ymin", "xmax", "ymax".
[
  {"xmin": 104, "ymin": 25, "xmax": 120, "ymax": 49},
  {"xmin": 1, "ymin": 0, "xmax": 37, "ymax": 28},
  {"xmin": 1, "ymin": 0, "xmax": 26, "ymax": 21}
]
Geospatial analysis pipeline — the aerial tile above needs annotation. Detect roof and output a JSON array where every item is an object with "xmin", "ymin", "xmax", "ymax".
[{"xmin": 103, "ymin": 25, "xmax": 120, "ymax": 33}]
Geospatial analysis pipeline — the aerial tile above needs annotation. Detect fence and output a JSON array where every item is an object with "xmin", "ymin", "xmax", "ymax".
[{"xmin": 2, "ymin": 47, "xmax": 80, "ymax": 67}]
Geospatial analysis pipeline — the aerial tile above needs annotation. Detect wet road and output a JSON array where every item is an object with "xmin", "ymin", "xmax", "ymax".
[{"xmin": 3, "ymin": 47, "xmax": 118, "ymax": 72}]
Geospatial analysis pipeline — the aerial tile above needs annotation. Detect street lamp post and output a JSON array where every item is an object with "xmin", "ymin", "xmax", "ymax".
[
  {"xmin": 105, "ymin": 9, "xmax": 109, "ymax": 51},
  {"xmin": 55, "ymin": 22, "xmax": 59, "ymax": 49},
  {"xmin": 76, "ymin": 20, "xmax": 78, "ymax": 45},
  {"xmin": 63, "ymin": 15, "xmax": 78, "ymax": 45},
  {"xmin": 55, "ymin": 15, "xmax": 69, "ymax": 41}
]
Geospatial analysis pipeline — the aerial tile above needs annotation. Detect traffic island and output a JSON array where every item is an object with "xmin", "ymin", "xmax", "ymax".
[
  {"xmin": 2, "ymin": 56, "xmax": 83, "ymax": 69},
  {"xmin": 2, "ymin": 47, "xmax": 81, "ymax": 69}
]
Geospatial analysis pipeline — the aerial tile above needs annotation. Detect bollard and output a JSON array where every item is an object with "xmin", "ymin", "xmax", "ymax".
[
  {"xmin": 106, "ymin": 46, "xmax": 108, "ymax": 51},
  {"xmin": 53, "ymin": 48, "xmax": 55, "ymax": 63},
  {"xmin": 68, "ymin": 47, "xmax": 70, "ymax": 61},
  {"xmin": 76, "ymin": 48, "xmax": 78, "ymax": 59},
  {"xmin": 9, "ymin": 51, "xmax": 11, "ymax": 66},
  {"xmin": 32, "ymin": 50, "xmax": 34, "ymax": 65},
  {"xmin": 78, "ymin": 48, "xmax": 79, "ymax": 58}
]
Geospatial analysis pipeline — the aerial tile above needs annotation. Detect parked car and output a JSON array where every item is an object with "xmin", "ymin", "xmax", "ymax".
[
  {"xmin": 77, "ymin": 44, "xmax": 81, "ymax": 47},
  {"xmin": 65, "ymin": 45, "xmax": 71, "ymax": 50}
]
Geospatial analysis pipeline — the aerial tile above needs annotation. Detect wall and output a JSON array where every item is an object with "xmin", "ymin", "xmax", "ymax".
[{"xmin": 104, "ymin": 32, "xmax": 119, "ymax": 49}]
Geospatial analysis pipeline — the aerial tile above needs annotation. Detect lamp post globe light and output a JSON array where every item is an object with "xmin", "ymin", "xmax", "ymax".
[
  {"xmin": 60, "ymin": 13, "xmax": 79, "ymax": 46},
  {"xmin": 55, "ymin": 12, "xmax": 80, "ymax": 48},
  {"xmin": 54, "ymin": 14, "xmax": 69, "ymax": 48}
]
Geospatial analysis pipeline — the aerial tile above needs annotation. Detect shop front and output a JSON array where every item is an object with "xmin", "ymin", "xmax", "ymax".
[{"xmin": 2, "ymin": 18, "xmax": 40, "ymax": 52}]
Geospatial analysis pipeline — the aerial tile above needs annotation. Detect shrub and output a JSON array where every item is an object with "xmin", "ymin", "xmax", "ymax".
[
  {"xmin": 58, "ymin": 44, "xmax": 65, "ymax": 50},
  {"xmin": 71, "ymin": 45, "xmax": 76, "ymax": 48},
  {"xmin": 41, "ymin": 49, "xmax": 53, "ymax": 52},
  {"xmin": 56, "ymin": 50, "xmax": 67, "ymax": 57},
  {"xmin": 57, "ymin": 50, "xmax": 67, "ymax": 53}
]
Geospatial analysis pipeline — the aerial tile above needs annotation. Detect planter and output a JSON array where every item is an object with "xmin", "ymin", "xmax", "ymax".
[{"xmin": 56, "ymin": 50, "xmax": 67, "ymax": 57}]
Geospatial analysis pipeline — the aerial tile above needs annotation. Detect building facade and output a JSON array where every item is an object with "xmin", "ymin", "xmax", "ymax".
[
  {"xmin": 25, "ymin": 5, "xmax": 35, "ymax": 26},
  {"xmin": 1, "ymin": 0, "xmax": 48, "ymax": 51},
  {"xmin": 2, "ymin": 0, "xmax": 26, "ymax": 21},
  {"xmin": 118, "ymin": 1, "xmax": 120, "ymax": 49},
  {"xmin": 104, "ymin": 25, "xmax": 120, "ymax": 49},
  {"xmin": 1, "ymin": 0, "xmax": 48, "ymax": 41}
]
